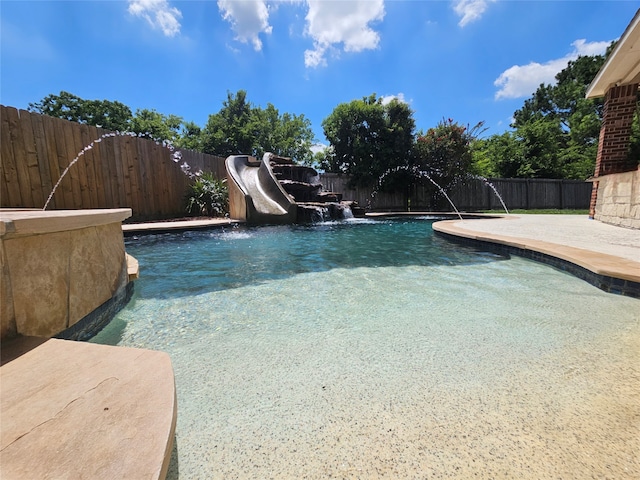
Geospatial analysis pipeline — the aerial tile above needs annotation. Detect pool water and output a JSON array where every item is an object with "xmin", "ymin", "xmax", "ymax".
[{"xmin": 92, "ymin": 218, "xmax": 640, "ymax": 478}]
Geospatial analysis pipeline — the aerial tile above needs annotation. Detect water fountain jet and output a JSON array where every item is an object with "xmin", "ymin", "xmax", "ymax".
[
  {"xmin": 467, "ymin": 174, "xmax": 509, "ymax": 215},
  {"xmin": 43, "ymin": 131, "xmax": 186, "ymax": 210},
  {"xmin": 373, "ymin": 166, "xmax": 463, "ymax": 220}
]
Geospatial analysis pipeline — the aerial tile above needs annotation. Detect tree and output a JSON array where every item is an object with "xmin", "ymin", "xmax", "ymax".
[
  {"xmin": 478, "ymin": 51, "xmax": 610, "ymax": 180},
  {"xmin": 250, "ymin": 104, "xmax": 314, "ymax": 163},
  {"xmin": 473, "ymin": 132, "xmax": 522, "ymax": 178},
  {"xmin": 413, "ymin": 119, "xmax": 483, "ymax": 188},
  {"xmin": 202, "ymin": 90, "xmax": 314, "ymax": 163},
  {"xmin": 130, "ymin": 108, "xmax": 183, "ymax": 143},
  {"xmin": 177, "ymin": 121, "xmax": 205, "ymax": 151},
  {"xmin": 28, "ymin": 91, "xmax": 132, "ymax": 131},
  {"xmin": 202, "ymin": 90, "xmax": 254, "ymax": 156},
  {"xmin": 321, "ymin": 94, "xmax": 415, "ymax": 187}
]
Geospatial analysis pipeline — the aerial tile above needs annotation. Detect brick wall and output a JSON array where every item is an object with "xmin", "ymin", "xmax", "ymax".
[{"xmin": 589, "ymin": 83, "xmax": 639, "ymax": 217}]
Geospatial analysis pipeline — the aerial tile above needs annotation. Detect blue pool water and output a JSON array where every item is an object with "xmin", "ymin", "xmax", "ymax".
[{"xmin": 92, "ymin": 218, "xmax": 640, "ymax": 478}]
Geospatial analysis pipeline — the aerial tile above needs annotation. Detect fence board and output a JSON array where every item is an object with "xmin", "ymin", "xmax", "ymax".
[
  {"xmin": 84, "ymin": 126, "xmax": 100, "ymax": 209},
  {"xmin": 60, "ymin": 118, "xmax": 82, "ymax": 208},
  {"xmin": 121, "ymin": 135, "xmax": 140, "ymax": 214},
  {"xmin": 18, "ymin": 109, "xmax": 45, "ymax": 208},
  {"xmin": 172, "ymin": 151, "xmax": 190, "ymax": 213},
  {"xmin": 88, "ymin": 125, "xmax": 108, "ymax": 208},
  {"xmin": 130, "ymin": 135, "xmax": 146, "ymax": 215},
  {"xmin": 30, "ymin": 112, "xmax": 53, "ymax": 208},
  {"xmin": 108, "ymin": 134, "xmax": 127, "ymax": 207},
  {"xmin": 72, "ymin": 123, "xmax": 92, "ymax": 208},
  {"xmin": 1, "ymin": 106, "xmax": 22, "ymax": 206},
  {"xmin": 79, "ymin": 124, "xmax": 99, "ymax": 208},
  {"xmin": 6, "ymin": 108, "xmax": 33, "ymax": 207},
  {"xmin": 96, "ymin": 128, "xmax": 112, "ymax": 207},
  {"xmin": 41, "ymin": 115, "xmax": 65, "ymax": 209},
  {"xmin": 137, "ymin": 137, "xmax": 156, "ymax": 216},
  {"xmin": 151, "ymin": 142, "xmax": 164, "ymax": 216}
]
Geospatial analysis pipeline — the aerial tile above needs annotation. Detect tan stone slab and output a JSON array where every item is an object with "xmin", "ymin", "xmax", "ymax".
[
  {"xmin": 4, "ymin": 232, "xmax": 71, "ymax": 337},
  {"xmin": 0, "ymin": 209, "xmax": 132, "ymax": 239},
  {"xmin": 68, "ymin": 226, "xmax": 113, "ymax": 325},
  {"xmin": 1, "ymin": 338, "xmax": 176, "ymax": 480},
  {"xmin": 126, "ymin": 253, "xmax": 139, "ymax": 280},
  {"xmin": 122, "ymin": 217, "xmax": 241, "ymax": 234},
  {"xmin": 96, "ymin": 222, "xmax": 128, "ymax": 291},
  {"xmin": 0, "ymin": 240, "xmax": 17, "ymax": 339}
]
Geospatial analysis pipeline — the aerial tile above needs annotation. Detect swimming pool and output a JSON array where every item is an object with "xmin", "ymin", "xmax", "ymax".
[{"xmin": 92, "ymin": 218, "xmax": 640, "ymax": 478}]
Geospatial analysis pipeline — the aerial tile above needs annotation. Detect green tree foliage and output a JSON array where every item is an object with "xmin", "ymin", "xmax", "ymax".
[
  {"xmin": 321, "ymin": 94, "xmax": 415, "ymax": 187},
  {"xmin": 28, "ymin": 90, "xmax": 132, "ymax": 131},
  {"xmin": 203, "ymin": 90, "xmax": 254, "ymax": 156},
  {"xmin": 475, "ymin": 50, "xmax": 611, "ymax": 179},
  {"xmin": 177, "ymin": 121, "xmax": 205, "ymax": 151},
  {"xmin": 28, "ymin": 90, "xmax": 314, "ymax": 163},
  {"xmin": 250, "ymin": 104, "xmax": 314, "ymax": 163},
  {"xmin": 413, "ymin": 119, "xmax": 484, "ymax": 189},
  {"xmin": 202, "ymin": 90, "xmax": 314, "ymax": 163},
  {"xmin": 130, "ymin": 108, "xmax": 183, "ymax": 143},
  {"xmin": 472, "ymin": 132, "xmax": 520, "ymax": 178}
]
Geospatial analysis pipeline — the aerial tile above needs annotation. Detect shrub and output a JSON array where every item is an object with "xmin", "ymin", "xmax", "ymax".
[{"xmin": 185, "ymin": 172, "xmax": 229, "ymax": 217}]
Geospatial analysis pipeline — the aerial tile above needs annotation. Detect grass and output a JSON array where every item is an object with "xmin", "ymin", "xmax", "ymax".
[{"xmin": 480, "ymin": 209, "xmax": 589, "ymax": 215}]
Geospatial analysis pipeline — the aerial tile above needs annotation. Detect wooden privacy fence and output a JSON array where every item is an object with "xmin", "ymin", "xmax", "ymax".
[
  {"xmin": 1, "ymin": 105, "xmax": 226, "ymax": 221},
  {"xmin": 320, "ymin": 173, "xmax": 592, "ymax": 211},
  {"xmin": 2, "ymin": 105, "xmax": 592, "ymax": 219}
]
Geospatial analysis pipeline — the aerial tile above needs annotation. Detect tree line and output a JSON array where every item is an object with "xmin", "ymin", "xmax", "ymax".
[
  {"xmin": 28, "ymin": 90, "xmax": 315, "ymax": 164},
  {"xmin": 27, "ymin": 43, "xmax": 639, "ymax": 196}
]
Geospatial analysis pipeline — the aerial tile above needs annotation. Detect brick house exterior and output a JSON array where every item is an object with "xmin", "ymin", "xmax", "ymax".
[{"xmin": 586, "ymin": 10, "xmax": 640, "ymax": 229}]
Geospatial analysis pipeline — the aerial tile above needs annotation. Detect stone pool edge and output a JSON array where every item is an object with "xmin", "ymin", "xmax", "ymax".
[{"xmin": 432, "ymin": 219, "xmax": 640, "ymax": 298}]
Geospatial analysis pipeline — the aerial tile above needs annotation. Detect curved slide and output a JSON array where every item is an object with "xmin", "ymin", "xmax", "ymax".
[{"xmin": 225, "ymin": 153, "xmax": 297, "ymax": 224}]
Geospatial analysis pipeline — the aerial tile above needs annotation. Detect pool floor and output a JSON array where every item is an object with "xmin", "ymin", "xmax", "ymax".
[{"xmin": 93, "ymin": 221, "xmax": 640, "ymax": 478}]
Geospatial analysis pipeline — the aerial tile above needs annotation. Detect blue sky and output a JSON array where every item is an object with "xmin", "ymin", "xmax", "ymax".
[{"xmin": 1, "ymin": 1, "xmax": 638, "ymax": 148}]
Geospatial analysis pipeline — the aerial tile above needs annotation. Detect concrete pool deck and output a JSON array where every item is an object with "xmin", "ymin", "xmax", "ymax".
[{"xmin": 431, "ymin": 214, "xmax": 639, "ymax": 296}]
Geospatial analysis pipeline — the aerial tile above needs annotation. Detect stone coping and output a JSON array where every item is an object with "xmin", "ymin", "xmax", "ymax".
[
  {"xmin": 126, "ymin": 253, "xmax": 139, "ymax": 280},
  {"xmin": 1, "ymin": 337, "xmax": 176, "ymax": 480},
  {"xmin": 433, "ymin": 217, "xmax": 640, "ymax": 297},
  {"xmin": 0, "ymin": 209, "xmax": 132, "ymax": 238},
  {"xmin": 122, "ymin": 217, "xmax": 242, "ymax": 235}
]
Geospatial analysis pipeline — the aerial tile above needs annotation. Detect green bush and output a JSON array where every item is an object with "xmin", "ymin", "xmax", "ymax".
[{"xmin": 185, "ymin": 172, "xmax": 229, "ymax": 217}]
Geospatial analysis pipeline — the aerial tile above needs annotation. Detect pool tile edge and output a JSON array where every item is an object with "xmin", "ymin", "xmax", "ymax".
[{"xmin": 433, "ymin": 220, "xmax": 640, "ymax": 298}]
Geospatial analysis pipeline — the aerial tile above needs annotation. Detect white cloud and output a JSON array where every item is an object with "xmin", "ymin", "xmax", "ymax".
[
  {"xmin": 128, "ymin": 0, "xmax": 182, "ymax": 37},
  {"xmin": 380, "ymin": 93, "xmax": 408, "ymax": 105},
  {"xmin": 310, "ymin": 142, "xmax": 327, "ymax": 155},
  {"xmin": 571, "ymin": 38, "xmax": 611, "ymax": 56},
  {"xmin": 218, "ymin": 0, "xmax": 273, "ymax": 51},
  {"xmin": 453, "ymin": 0, "xmax": 495, "ymax": 28},
  {"xmin": 494, "ymin": 39, "xmax": 611, "ymax": 100},
  {"xmin": 304, "ymin": 0, "xmax": 385, "ymax": 68}
]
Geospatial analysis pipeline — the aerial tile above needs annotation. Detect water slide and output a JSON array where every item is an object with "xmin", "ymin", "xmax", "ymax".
[{"xmin": 225, "ymin": 153, "xmax": 297, "ymax": 224}]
